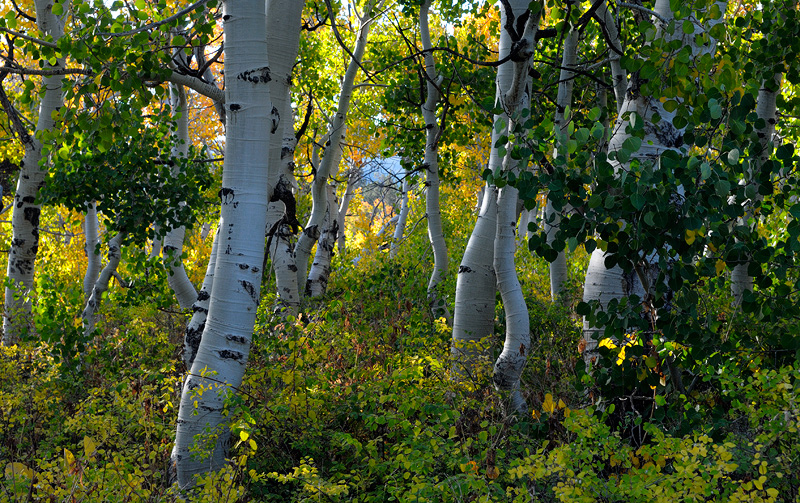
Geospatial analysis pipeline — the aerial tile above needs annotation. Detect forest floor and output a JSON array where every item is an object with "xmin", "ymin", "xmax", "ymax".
[{"xmin": 0, "ymin": 233, "xmax": 798, "ymax": 502}]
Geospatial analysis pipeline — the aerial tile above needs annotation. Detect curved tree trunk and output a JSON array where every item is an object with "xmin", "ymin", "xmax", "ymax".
[
  {"xmin": 82, "ymin": 233, "xmax": 124, "ymax": 339},
  {"xmin": 306, "ymin": 184, "xmax": 339, "ymax": 297},
  {"xmin": 182, "ymin": 226, "xmax": 218, "ymax": 369},
  {"xmin": 174, "ymin": 0, "xmax": 273, "ymax": 486},
  {"xmin": 337, "ymin": 169, "xmax": 359, "ymax": 254},
  {"xmin": 2, "ymin": 0, "xmax": 68, "ymax": 344},
  {"xmin": 419, "ymin": 0, "xmax": 451, "ymax": 322},
  {"xmin": 545, "ymin": 23, "xmax": 579, "ymax": 302},
  {"xmin": 450, "ymin": 0, "xmax": 528, "ymax": 378},
  {"xmin": 295, "ymin": 5, "xmax": 376, "ymax": 291},
  {"xmin": 490, "ymin": 0, "xmax": 541, "ymax": 414},
  {"xmin": 163, "ymin": 84, "xmax": 198, "ymax": 309},
  {"xmin": 390, "ymin": 173, "xmax": 411, "ymax": 258}
]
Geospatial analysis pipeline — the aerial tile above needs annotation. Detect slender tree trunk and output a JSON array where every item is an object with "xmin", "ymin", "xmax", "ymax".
[
  {"xmin": 174, "ymin": 0, "xmax": 273, "ymax": 486},
  {"xmin": 182, "ymin": 226, "xmax": 218, "ymax": 369},
  {"xmin": 545, "ymin": 22, "xmax": 579, "ymax": 302},
  {"xmin": 163, "ymin": 84, "xmax": 198, "ymax": 309},
  {"xmin": 2, "ymin": 0, "xmax": 68, "ymax": 344},
  {"xmin": 731, "ymin": 73, "xmax": 780, "ymax": 304},
  {"xmin": 295, "ymin": 5, "xmax": 376, "ymax": 291},
  {"xmin": 82, "ymin": 233, "xmax": 124, "ymax": 339},
  {"xmin": 451, "ymin": 0, "xmax": 526, "ymax": 378},
  {"xmin": 306, "ymin": 184, "xmax": 339, "ymax": 297},
  {"xmin": 490, "ymin": 0, "xmax": 541, "ymax": 414},
  {"xmin": 337, "ymin": 169, "xmax": 359, "ymax": 254},
  {"xmin": 390, "ymin": 173, "xmax": 410, "ymax": 258},
  {"xmin": 83, "ymin": 203, "xmax": 101, "ymax": 301},
  {"xmin": 596, "ymin": 0, "xmax": 627, "ymax": 112},
  {"xmin": 419, "ymin": 0, "xmax": 451, "ymax": 322}
]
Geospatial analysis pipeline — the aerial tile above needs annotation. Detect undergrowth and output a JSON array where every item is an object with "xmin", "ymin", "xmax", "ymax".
[{"xmin": 0, "ymin": 232, "xmax": 798, "ymax": 502}]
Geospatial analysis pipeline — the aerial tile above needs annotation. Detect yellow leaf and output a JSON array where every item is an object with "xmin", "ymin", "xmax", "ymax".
[
  {"xmin": 485, "ymin": 466, "xmax": 499, "ymax": 479},
  {"xmin": 715, "ymin": 259, "xmax": 726, "ymax": 276},
  {"xmin": 543, "ymin": 393, "xmax": 555, "ymax": 413},
  {"xmin": 557, "ymin": 399, "xmax": 566, "ymax": 410},
  {"xmin": 83, "ymin": 436, "xmax": 97, "ymax": 460},
  {"xmin": 248, "ymin": 439, "xmax": 257, "ymax": 451},
  {"xmin": 767, "ymin": 488, "xmax": 779, "ymax": 498},
  {"xmin": 5, "ymin": 462, "xmax": 33, "ymax": 480},
  {"xmin": 754, "ymin": 475, "xmax": 766, "ymax": 490},
  {"xmin": 531, "ymin": 409, "xmax": 540, "ymax": 420},
  {"xmin": 239, "ymin": 430, "xmax": 250, "ymax": 442},
  {"xmin": 685, "ymin": 229, "xmax": 696, "ymax": 245},
  {"xmin": 64, "ymin": 448, "xmax": 80, "ymax": 475}
]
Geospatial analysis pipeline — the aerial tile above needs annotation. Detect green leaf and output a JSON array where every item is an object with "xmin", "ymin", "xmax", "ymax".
[
  {"xmin": 631, "ymin": 192, "xmax": 646, "ymax": 210},
  {"xmin": 52, "ymin": 2, "xmax": 64, "ymax": 15},
  {"xmin": 682, "ymin": 20, "xmax": 694, "ymax": 34},
  {"xmin": 727, "ymin": 148, "xmax": 739, "ymax": 164},
  {"xmin": 587, "ymin": 107, "xmax": 602, "ymax": 122},
  {"xmin": 700, "ymin": 162, "xmax": 711, "ymax": 180},
  {"xmin": 591, "ymin": 122, "xmax": 605, "ymax": 140},
  {"xmin": 708, "ymin": 98, "xmax": 722, "ymax": 120}
]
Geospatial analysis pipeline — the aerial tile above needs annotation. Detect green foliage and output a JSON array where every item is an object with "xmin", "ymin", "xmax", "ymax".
[{"xmin": 40, "ymin": 100, "xmax": 214, "ymax": 246}]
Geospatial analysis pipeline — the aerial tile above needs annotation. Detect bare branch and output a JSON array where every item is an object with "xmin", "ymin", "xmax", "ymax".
[{"xmin": 0, "ymin": 27, "xmax": 57, "ymax": 48}]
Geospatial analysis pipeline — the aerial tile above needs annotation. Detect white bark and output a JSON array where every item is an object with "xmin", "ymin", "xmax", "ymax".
[
  {"xmin": 451, "ymin": 0, "xmax": 527, "ymax": 377},
  {"xmin": 419, "ymin": 0, "xmax": 451, "ymax": 322},
  {"xmin": 2, "ymin": 0, "xmax": 68, "ymax": 344},
  {"xmin": 295, "ymin": 5, "xmax": 375, "ymax": 290},
  {"xmin": 490, "ymin": 1, "xmax": 541, "ymax": 414},
  {"xmin": 183, "ymin": 226, "xmax": 218, "ymax": 369},
  {"xmin": 546, "ymin": 24, "xmax": 579, "ymax": 302},
  {"xmin": 337, "ymin": 169, "xmax": 359, "ymax": 254},
  {"xmin": 596, "ymin": 0, "xmax": 627, "ymax": 112},
  {"xmin": 731, "ymin": 74, "xmax": 780, "ymax": 304},
  {"xmin": 390, "ymin": 174, "xmax": 410, "ymax": 258},
  {"xmin": 82, "ymin": 233, "xmax": 124, "ymax": 339},
  {"xmin": 174, "ymin": 0, "xmax": 272, "ymax": 486},
  {"xmin": 266, "ymin": 201, "xmax": 300, "ymax": 315},
  {"xmin": 163, "ymin": 84, "xmax": 198, "ymax": 309},
  {"xmin": 306, "ymin": 184, "xmax": 339, "ymax": 298},
  {"xmin": 83, "ymin": 203, "xmax": 101, "ymax": 301},
  {"xmin": 581, "ymin": 0, "xmax": 727, "ymax": 367}
]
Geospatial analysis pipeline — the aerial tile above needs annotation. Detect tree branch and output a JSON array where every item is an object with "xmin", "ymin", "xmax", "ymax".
[
  {"xmin": 95, "ymin": 0, "xmax": 212, "ymax": 38},
  {"xmin": 0, "ymin": 27, "xmax": 57, "ymax": 48},
  {"xmin": 618, "ymin": 2, "xmax": 668, "ymax": 24},
  {"xmin": 165, "ymin": 70, "xmax": 224, "ymax": 102}
]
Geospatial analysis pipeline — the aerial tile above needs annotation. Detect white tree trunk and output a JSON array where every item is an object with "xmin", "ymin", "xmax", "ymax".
[
  {"xmin": 337, "ymin": 169, "xmax": 359, "ymax": 254},
  {"xmin": 295, "ymin": 6, "xmax": 375, "ymax": 290},
  {"xmin": 451, "ymin": 0, "xmax": 527, "ymax": 377},
  {"xmin": 581, "ymin": 0, "xmax": 727, "ymax": 367},
  {"xmin": 183, "ymin": 226, "xmax": 218, "ymax": 369},
  {"xmin": 306, "ymin": 184, "xmax": 339, "ymax": 297},
  {"xmin": 83, "ymin": 203, "xmax": 101, "ymax": 301},
  {"xmin": 174, "ymin": 0, "xmax": 273, "ymax": 486},
  {"xmin": 2, "ymin": 0, "xmax": 68, "ymax": 344},
  {"xmin": 490, "ymin": 1, "xmax": 541, "ymax": 414},
  {"xmin": 82, "ymin": 233, "xmax": 124, "ymax": 339},
  {"xmin": 163, "ymin": 84, "xmax": 198, "ymax": 309},
  {"xmin": 596, "ymin": 0, "xmax": 627, "ymax": 112},
  {"xmin": 390, "ymin": 174, "xmax": 410, "ymax": 258},
  {"xmin": 419, "ymin": 0, "xmax": 451, "ymax": 322},
  {"xmin": 731, "ymin": 74, "xmax": 780, "ymax": 304},
  {"xmin": 546, "ymin": 25, "xmax": 579, "ymax": 302}
]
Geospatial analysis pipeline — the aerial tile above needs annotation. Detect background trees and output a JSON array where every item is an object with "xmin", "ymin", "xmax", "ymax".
[{"xmin": 1, "ymin": 0, "xmax": 800, "ymax": 499}]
